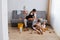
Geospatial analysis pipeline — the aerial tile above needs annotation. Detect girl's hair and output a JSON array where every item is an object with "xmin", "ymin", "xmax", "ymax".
[{"xmin": 37, "ymin": 19, "xmax": 41, "ymax": 22}]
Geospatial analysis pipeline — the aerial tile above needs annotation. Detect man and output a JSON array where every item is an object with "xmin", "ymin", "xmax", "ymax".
[{"xmin": 24, "ymin": 9, "xmax": 37, "ymax": 28}]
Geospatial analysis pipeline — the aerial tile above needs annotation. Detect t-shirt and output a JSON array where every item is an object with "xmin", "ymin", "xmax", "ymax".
[
  {"xmin": 37, "ymin": 22, "xmax": 41, "ymax": 26},
  {"xmin": 29, "ymin": 13, "xmax": 34, "ymax": 18},
  {"xmin": 26, "ymin": 12, "xmax": 37, "ymax": 20},
  {"xmin": 42, "ymin": 25, "xmax": 46, "ymax": 28},
  {"xmin": 26, "ymin": 13, "xmax": 34, "ymax": 19}
]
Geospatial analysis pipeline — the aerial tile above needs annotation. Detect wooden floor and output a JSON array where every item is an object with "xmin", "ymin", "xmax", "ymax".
[{"xmin": 8, "ymin": 25, "xmax": 60, "ymax": 40}]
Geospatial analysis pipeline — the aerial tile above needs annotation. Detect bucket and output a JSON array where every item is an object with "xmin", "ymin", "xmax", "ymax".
[{"xmin": 18, "ymin": 23, "xmax": 23, "ymax": 32}]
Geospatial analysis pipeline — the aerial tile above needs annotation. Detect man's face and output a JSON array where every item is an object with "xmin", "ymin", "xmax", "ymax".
[{"xmin": 33, "ymin": 11, "xmax": 36, "ymax": 14}]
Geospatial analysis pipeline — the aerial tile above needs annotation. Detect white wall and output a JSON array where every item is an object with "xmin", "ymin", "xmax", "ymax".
[
  {"xmin": 50, "ymin": 0, "xmax": 60, "ymax": 37},
  {"xmin": 0, "ymin": 0, "xmax": 3, "ymax": 40},
  {"xmin": 0, "ymin": 0, "xmax": 8, "ymax": 40},
  {"xmin": 8, "ymin": 0, "xmax": 48, "ymax": 11},
  {"xmin": 8, "ymin": 0, "xmax": 48, "ymax": 23},
  {"xmin": 2, "ymin": 0, "xmax": 8, "ymax": 40}
]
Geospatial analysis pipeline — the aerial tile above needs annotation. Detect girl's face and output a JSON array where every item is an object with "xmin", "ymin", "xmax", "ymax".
[{"xmin": 43, "ymin": 22, "xmax": 46, "ymax": 25}]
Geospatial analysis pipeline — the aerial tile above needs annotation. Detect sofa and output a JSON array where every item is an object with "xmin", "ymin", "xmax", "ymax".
[{"xmin": 11, "ymin": 10, "xmax": 47, "ymax": 27}]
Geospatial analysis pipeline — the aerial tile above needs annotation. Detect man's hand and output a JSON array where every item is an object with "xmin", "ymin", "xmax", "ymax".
[{"xmin": 28, "ymin": 18, "xmax": 34, "ymax": 21}]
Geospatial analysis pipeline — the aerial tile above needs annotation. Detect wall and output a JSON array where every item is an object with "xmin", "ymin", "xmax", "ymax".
[
  {"xmin": 8, "ymin": 0, "xmax": 48, "ymax": 23},
  {"xmin": 0, "ymin": 0, "xmax": 3, "ymax": 40},
  {"xmin": 50, "ymin": 0, "xmax": 60, "ymax": 37},
  {"xmin": 0, "ymin": 0, "xmax": 8, "ymax": 40},
  {"xmin": 8, "ymin": 0, "xmax": 48, "ymax": 11},
  {"xmin": 2, "ymin": 0, "xmax": 8, "ymax": 40}
]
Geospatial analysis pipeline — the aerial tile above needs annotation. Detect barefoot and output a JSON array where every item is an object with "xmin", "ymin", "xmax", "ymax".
[
  {"xmin": 30, "ymin": 32, "xmax": 32, "ymax": 34},
  {"xmin": 40, "ymin": 32, "xmax": 43, "ymax": 35},
  {"xmin": 23, "ymin": 28, "xmax": 29, "ymax": 31},
  {"xmin": 49, "ymin": 31, "xmax": 52, "ymax": 33},
  {"xmin": 37, "ymin": 32, "xmax": 40, "ymax": 35}
]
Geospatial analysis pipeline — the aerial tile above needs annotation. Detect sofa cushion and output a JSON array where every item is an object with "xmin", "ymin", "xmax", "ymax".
[
  {"xmin": 12, "ymin": 10, "xmax": 19, "ymax": 19},
  {"xmin": 37, "ymin": 11, "xmax": 47, "ymax": 19}
]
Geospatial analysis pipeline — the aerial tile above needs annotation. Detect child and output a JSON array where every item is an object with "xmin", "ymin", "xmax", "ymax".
[
  {"xmin": 41, "ymin": 21, "xmax": 48, "ymax": 32},
  {"xmin": 32, "ymin": 19, "xmax": 43, "ymax": 34},
  {"xmin": 42, "ymin": 21, "xmax": 46, "ymax": 28}
]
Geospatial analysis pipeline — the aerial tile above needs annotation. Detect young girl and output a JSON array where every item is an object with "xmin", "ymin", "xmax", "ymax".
[
  {"xmin": 32, "ymin": 19, "xmax": 43, "ymax": 34},
  {"xmin": 41, "ymin": 21, "xmax": 48, "ymax": 32}
]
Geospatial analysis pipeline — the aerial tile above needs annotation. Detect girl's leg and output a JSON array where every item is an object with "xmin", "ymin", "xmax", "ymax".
[
  {"xmin": 39, "ymin": 28, "xmax": 43, "ymax": 34},
  {"xmin": 33, "ymin": 27, "xmax": 40, "ymax": 34}
]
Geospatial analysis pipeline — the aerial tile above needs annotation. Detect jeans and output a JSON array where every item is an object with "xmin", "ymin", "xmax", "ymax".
[{"xmin": 24, "ymin": 19, "xmax": 37, "ymax": 27}]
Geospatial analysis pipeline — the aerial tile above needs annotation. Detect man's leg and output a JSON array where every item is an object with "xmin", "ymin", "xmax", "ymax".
[
  {"xmin": 24, "ymin": 19, "xmax": 27, "ymax": 27},
  {"xmin": 32, "ymin": 20, "xmax": 37, "ymax": 27}
]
